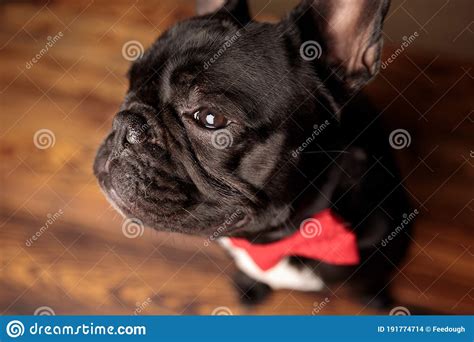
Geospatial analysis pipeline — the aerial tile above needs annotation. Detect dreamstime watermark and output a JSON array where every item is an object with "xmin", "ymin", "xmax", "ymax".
[
  {"xmin": 133, "ymin": 298, "xmax": 152, "ymax": 315},
  {"xmin": 389, "ymin": 129, "xmax": 411, "ymax": 150},
  {"xmin": 300, "ymin": 217, "xmax": 322, "ymax": 239},
  {"xmin": 25, "ymin": 31, "xmax": 64, "ymax": 70},
  {"xmin": 381, "ymin": 32, "xmax": 419, "ymax": 70},
  {"xmin": 300, "ymin": 40, "xmax": 323, "ymax": 61},
  {"xmin": 381, "ymin": 209, "xmax": 419, "ymax": 247},
  {"xmin": 211, "ymin": 129, "xmax": 233, "ymax": 150},
  {"xmin": 312, "ymin": 297, "xmax": 330, "ymax": 315},
  {"xmin": 34, "ymin": 306, "xmax": 56, "ymax": 316},
  {"xmin": 6, "ymin": 321, "xmax": 146, "ymax": 337},
  {"xmin": 6, "ymin": 320, "xmax": 24, "ymax": 338},
  {"xmin": 389, "ymin": 306, "xmax": 411, "ymax": 316},
  {"xmin": 203, "ymin": 209, "xmax": 243, "ymax": 247},
  {"xmin": 203, "ymin": 30, "xmax": 242, "ymax": 70},
  {"xmin": 33, "ymin": 129, "xmax": 56, "ymax": 149},
  {"xmin": 122, "ymin": 218, "xmax": 145, "ymax": 238},
  {"xmin": 122, "ymin": 40, "xmax": 144, "ymax": 61},
  {"xmin": 292, "ymin": 120, "xmax": 330, "ymax": 158},
  {"xmin": 25, "ymin": 209, "xmax": 64, "ymax": 247},
  {"xmin": 211, "ymin": 306, "xmax": 233, "ymax": 315}
]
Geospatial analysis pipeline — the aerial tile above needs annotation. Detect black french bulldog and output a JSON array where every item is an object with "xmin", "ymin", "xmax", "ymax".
[{"xmin": 94, "ymin": 0, "xmax": 413, "ymax": 308}]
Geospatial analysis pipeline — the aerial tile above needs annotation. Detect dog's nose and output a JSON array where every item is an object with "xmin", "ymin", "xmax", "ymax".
[{"xmin": 113, "ymin": 111, "xmax": 149, "ymax": 145}]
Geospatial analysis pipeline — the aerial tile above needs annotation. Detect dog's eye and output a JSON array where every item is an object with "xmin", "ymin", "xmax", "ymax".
[{"xmin": 193, "ymin": 109, "xmax": 228, "ymax": 129}]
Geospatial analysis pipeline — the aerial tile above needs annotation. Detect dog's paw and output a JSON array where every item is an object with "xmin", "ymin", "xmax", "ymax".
[{"xmin": 233, "ymin": 271, "xmax": 272, "ymax": 305}]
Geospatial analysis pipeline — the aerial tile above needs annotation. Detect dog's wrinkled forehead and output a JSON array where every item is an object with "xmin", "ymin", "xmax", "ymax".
[
  {"xmin": 126, "ymin": 19, "xmax": 296, "ymax": 128},
  {"xmin": 157, "ymin": 22, "xmax": 248, "ymax": 107}
]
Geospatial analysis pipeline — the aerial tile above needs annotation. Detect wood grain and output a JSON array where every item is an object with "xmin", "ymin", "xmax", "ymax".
[{"xmin": 0, "ymin": 0, "xmax": 473, "ymax": 315}]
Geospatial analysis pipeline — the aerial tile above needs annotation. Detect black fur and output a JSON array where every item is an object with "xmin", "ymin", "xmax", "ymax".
[{"xmin": 94, "ymin": 0, "xmax": 412, "ymax": 307}]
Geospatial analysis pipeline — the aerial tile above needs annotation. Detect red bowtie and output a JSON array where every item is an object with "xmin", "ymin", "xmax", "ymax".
[{"xmin": 228, "ymin": 209, "xmax": 360, "ymax": 271}]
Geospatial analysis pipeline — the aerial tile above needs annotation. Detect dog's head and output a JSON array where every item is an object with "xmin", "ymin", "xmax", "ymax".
[{"xmin": 94, "ymin": 0, "xmax": 390, "ymax": 237}]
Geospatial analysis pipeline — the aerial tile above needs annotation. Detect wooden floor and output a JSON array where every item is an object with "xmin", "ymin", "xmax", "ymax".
[{"xmin": 0, "ymin": 1, "xmax": 473, "ymax": 315}]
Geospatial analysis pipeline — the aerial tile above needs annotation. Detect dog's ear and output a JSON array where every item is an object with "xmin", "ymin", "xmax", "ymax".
[
  {"xmin": 196, "ymin": 0, "xmax": 251, "ymax": 26},
  {"xmin": 288, "ymin": 0, "xmax": 390, "ymax": 95}
]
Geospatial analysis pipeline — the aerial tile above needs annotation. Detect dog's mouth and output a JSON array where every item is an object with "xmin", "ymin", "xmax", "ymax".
[{"xmin": 93, "ymin": 132, "xmax": 254, "ymax": 236}]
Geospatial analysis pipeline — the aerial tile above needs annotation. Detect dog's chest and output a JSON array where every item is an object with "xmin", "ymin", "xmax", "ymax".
[{"xmin": 219, "ymin": 238, "xmax": 324, "ymax": 291}]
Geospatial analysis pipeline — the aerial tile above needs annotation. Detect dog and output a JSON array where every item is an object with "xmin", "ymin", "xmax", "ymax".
[{"xmin": 94, "ymin": 0, "xmax": 413, "ymax": 308}]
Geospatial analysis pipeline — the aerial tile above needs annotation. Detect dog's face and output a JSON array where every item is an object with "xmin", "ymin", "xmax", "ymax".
[{"xmin": 94, "ymin": 0, "xmax": 390, "ymax": 237}]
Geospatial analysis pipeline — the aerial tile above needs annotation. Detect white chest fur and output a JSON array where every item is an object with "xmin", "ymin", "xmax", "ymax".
[{"xmin": 219, "ymin": 238, "xmax": 324, "ymax": 292}]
